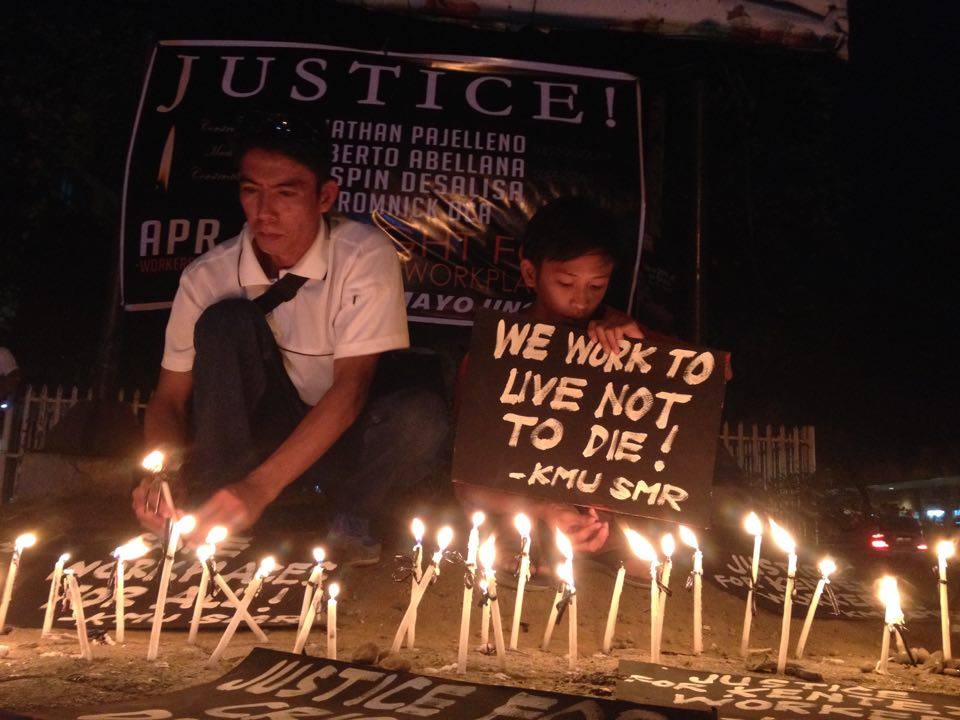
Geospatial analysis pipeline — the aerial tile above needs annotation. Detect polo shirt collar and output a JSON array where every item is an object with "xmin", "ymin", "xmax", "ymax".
[{"xmin": 238, "ymin": 217, "xmax": 329, "ymax": 287}]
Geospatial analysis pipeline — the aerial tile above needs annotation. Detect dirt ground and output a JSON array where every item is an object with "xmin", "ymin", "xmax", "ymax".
[{"xmin": 3, "ymin": 521, "xmax": 960, "ymax": 718}]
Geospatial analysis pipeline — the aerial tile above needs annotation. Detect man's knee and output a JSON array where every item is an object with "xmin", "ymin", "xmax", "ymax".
[
  {"xmin": 370, "ymin": 386, "xmax": 449, "ymax": 454},
  {"xmin": 194, "ymin": 298, "xmax": 264, "ymax": 348}
]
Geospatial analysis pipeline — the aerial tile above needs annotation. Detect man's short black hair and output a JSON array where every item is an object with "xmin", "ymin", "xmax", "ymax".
[
  {"xmin": 232, "ymin": 112, "xmax": 332, "ymax": 183},
  {"xmin": 522, "ymin": 196, "xmax": 624, "ymax": 267}
]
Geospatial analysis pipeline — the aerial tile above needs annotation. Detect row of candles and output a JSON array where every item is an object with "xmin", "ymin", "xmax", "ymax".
[{"xmin": 2, "ymin": 511, "xmax": 957, "ymax": 671}]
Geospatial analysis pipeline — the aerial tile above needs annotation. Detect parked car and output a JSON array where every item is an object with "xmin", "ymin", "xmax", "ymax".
[{"xmin": 865, "ymin": 514, "xmax": 927, "ymax": 553}]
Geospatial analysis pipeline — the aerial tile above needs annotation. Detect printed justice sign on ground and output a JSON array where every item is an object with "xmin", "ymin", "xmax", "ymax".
[
  {"xmin": 616, "ymin": 659, "xmax": 960, "ymax": 720},
  {"xmin": 46, "ymin": 648, "xmax": 714, "ymax": 720},
  {"xmin": 122, "ymin": 40, "xmax": 643, "ymax": 323},
  {"xmin": 453, "ymin": 309, "xmax": 727, "ymax": 526}
]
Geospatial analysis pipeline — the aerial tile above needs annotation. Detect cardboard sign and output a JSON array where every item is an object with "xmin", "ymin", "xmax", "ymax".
[
  {"xmin": 1, "ymin": 533, "xmax": 327, "ymax": 630},
  {"xmin": 453, "ymin": 309, "xmax": 726, "ymax": 526},
  {"xmin": 121, "ymin": 40, "xmax": 644, "ymax": 324},
  {"xmin": 617, "ymin": 659, "xmax": 960, "ymax": 720},
  {"xmin": 33, "ymin": 648, "xmax": 714, "ymax": 720}
]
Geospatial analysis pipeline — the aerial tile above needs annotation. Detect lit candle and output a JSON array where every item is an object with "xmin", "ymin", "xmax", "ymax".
[
  {"xmin": 679, "ymin": 526, "xmax": 703, "ymax": 655},
  {"xmin": 142, "ymin": 450, "xmax": 176, "ymax": 519},
  {"xmin": 509, "ymin": 513, "xmax": 532, "ymax": 651},
  {"xmin": 327, "ymin": 582, "xmax": 339, "ymax": 659},
  {"xmin": 208, "ymin": 559, "xmax": 268, "ymax": 643},
  {"xmin": 114, "ymin": 536, "xmax": 149, "ymax": 644},
  {"xmin": 406, "ymin": 518, "xmax": 425, "ymax": 649},
  {"xmin": 770, "ymin": 519, "xmax": 798, "ymax": 674},
  {"xmin": 556, "ymin": 555, "xmax": 578, "ymax": 670},
  {"xmin": 478, "ymin": 535, "xmax": 507, "ymax": 670},
  {"xmin": 624, "ymin": 528, "xmax": 660, "ymax": 662},
  {"xmin": 457, "ymin": 512, "xmax": 484, "ymax": 673},
  {"xmin": 0, "ymin": 532, "xmax": 37, "ymax": 630},
  {"xmin": 297, "ymin": 546, "xmax": 326, "ymax": 642},
  {"xmin": 541, "ymin": 529, "xmax": 574, "ymax": 651},
  {"xmin": 188, "ymin": 526, "xmax": 228, "ymax": 645},
  {"xmin": 937, "ymin": 540, "xmax": 955, "ymax": 660},
  {"xmin": 392, "ymin": 526, "xmax": 454, "ymax": 653},
  {"xmin": 63, "ymin": 570, "xmax": 92, "ymax": 661},
  {"xmin": 207, "ymin": 556, "xmax": 275, "ymax": 666},
  {"xmin": 740, "ymin": 512, "xmax": 764, "ymax": 656},
  {"xmin": 795, "ymin": 557, "xmax": 836, "ymax": 659},
  {"xmin": 148, "ymin": 514, "xmax": 195, "ymax": 660},
  {"xmin": 877, "ymin": 575, "xmax": 903, "ymax": 674},
  {"xmin": 655, "ymin": 533, "xmax": 675, "ymax": 659},
  {"xmin": 41, "ymin": 553, "xmax": 70, "ymax": 638}
]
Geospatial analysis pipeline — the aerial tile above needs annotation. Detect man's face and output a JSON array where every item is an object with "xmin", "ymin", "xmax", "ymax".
[
  {"xmin": 238, "ymin": 148, "xmax": 338, "ymax": 268},
  {"xmin": 521, "ymin": 251, "xmax": 614, "ymax": 323}
]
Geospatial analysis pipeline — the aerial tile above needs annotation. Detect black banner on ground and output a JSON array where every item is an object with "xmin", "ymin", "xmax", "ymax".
[
  {"xmin": 617, "ymin": 660, "xmax": 960, "ymax": 719},
  {"xmin": 55, "ymin": 648, "xmax": 713, "ymax": 720},
  {"xmin": 3, "ymin": 533, "xmax": 327, "ymax": 630},
  {"xmin": 453, "ymin": 309, "xmax": 726, "ymax": 526},
  {"xmin": 121, "ymin": 40, "xmax": 643, "ymax": 323}
]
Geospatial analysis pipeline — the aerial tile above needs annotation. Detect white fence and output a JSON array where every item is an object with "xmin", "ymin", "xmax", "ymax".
[
  {"xmin": 720, "ymin": 421, "xmax": 816, "ymax": 485},
  {"xmin": 0, "ymin": 385, "xmax": 150, "ymax": 497}
]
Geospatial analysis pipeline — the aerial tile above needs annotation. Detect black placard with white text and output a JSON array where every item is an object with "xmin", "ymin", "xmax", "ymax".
[{"xmin": 453, "ymin": 309, "xmax": 726, "ymax": 526}]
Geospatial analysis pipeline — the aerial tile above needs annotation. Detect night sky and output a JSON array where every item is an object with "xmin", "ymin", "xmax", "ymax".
[{"xmin": 1, "ymin": 2, "xmax": 955, "ymax": 485}]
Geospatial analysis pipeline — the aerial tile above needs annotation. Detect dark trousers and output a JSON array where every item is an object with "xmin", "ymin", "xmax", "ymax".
[{"xmin": 182, "ymin": 298, "xmax": 449, "ymax": 522}]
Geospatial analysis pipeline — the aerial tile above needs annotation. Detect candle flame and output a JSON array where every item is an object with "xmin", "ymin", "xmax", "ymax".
[
  {"xmin": 175, "ymin": 515, "xmax": 196, "ymax": 535},
  {"xmin": 437, "ymin": 526, "xmax": 454, "ymax": 551},
  {"xmin": 678, "ymin": 525, "xmax": 699, "ymax": 550},
  {"xmin": 312, "ymin": 546, "xmax": 326, "ymax": 563},
  {"xmin": 206, "ymin": 526, "xmax": 228, "ymax": 545},
  {"xmin": 555, "ymin": 528, "xmax": 574, "ymax": 560},
  {"xmin": 514, "ymin": 513, "xmax": 532, "ymax": 538},
  {"xmin": 744, "ymin": 511, "xmax": 764, "ymax": 536},
  {"xmin": 14, "ymin": 533, "xmax": 37, "ymax": 551},
  {"xmin": 623, "ymin": 527, "xmax": 657, "ymax": 563},
  {"xmin": 58, "ymin": 553, "xmax": 71, "ymax": 564},
  {"xmin": 197, "ymin": 544, "xmax": 215, "ymax": 562},
  {"xmin": 556, "ymin": 560, "xmax": 575, "ymax": 587},
  {"xmin": 256, "ymin": 556, "xmax": 276, "ymax": 577},
  {"xmin": 769, "ymin": 519, "xmax": 796, "ymax": 554},
  {"xmin": 328, "ymin": 582, "xmax": 340, "ymax": 600},
  {"xmin": 116, "ymin": 536, "xmax": 150, "ymax": 561},
  {"xmin": 142, "ymin": 450, "xmax": 164, "ymax": 473},
  {"xmin": 818, "ymin": 557, "xmax": 837, "ymax": 578},
  {"xmin": 660, "ymin": 533, "xmax": 676, "ymax": 558},
  {"xmin": 878, "ymin": 575, "xmax": 903, "ymax": 625},
  {"xmin": 63, "ymin": 568, "xmax": 75, "ymax": 577},
  {"xmin": 411, "ymin": 517, "xmax": 425, "ymax": 542},
  {"xmin": 479, "ymin": 576, "xmax": 489, "ymax": 593},
  {"xmin": 937, "ymin": 540, "xmax": 956, "ymax": 561},
  {"xmin": 478, "ymin": 535, "xmax": 496, "ymax": 572},
  {"xmin": 471, "ymin": 511, "xmax": 486, "ymax": 528}
]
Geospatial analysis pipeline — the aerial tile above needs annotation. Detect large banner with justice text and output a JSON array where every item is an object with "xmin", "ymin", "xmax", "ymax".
[{"xmin": 121, "ymin": 40, "xmax": 644, "ymax": 323}]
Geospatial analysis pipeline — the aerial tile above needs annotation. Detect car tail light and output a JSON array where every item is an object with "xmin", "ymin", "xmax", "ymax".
[
  {"xmin": 871, "ymin": 539, "xmax": 890, "ymax": 549},
  {"xmin": 917, "ymin": 544, "xmax": 928, "ymax": 550},
  {"xmin": 872, "ymin": 533, "xmax": 885, "ymax": 539}
]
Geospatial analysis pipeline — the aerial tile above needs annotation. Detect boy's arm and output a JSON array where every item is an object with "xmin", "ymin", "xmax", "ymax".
[{"xmin": 588, "ymin": 304, "xmax": 647, "ymax": 354}]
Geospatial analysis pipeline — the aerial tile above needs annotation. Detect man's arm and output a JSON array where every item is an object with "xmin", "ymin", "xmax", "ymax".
[
  {"xmin": 190, "ymin": 353, "xmax": 378, "ymax": 537},
  {"xmin": 0, "ymin": 369, "xmax": 21, "ymax": 401}
]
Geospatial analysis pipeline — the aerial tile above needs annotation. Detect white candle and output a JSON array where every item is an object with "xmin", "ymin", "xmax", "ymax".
[
  {"xmin": 457, "ymin": 513, "xmax": 483, "ymax": 673},
  {"xmin": 541, "ymin": 529, "xmax": 573, "ymax": 651},
  {"xmin": 937, "ymin": 541, "xmax": 954, "ymax": 660},
  {"xmin": 554, "ymin": 557, "xmax": 577, "ymax": 670},
  {"xmin": 479, "ymin": 535, "xmax": 507, "ymax": 670},
  {"xmin": 0, "ymin": 532, "xmax": 37, "ymax": 630},
  {"xmin": 63, "ymin": 570, "xmax": 92, "ymax": 661},
  {"xmin": 41, "ymin": 553, "xmax": 69, "ymax": 638},
  {"xmin": 770, "ymin": 519, "xmax": 797, "ymax": 674},
  {"xmin": 392, "ymin": 526, "xmax": 453, "ymax": 653},
  {"xmin": 877, "ymin": 575, "xmax": 903, "ymax": 674},
  {"xmin": 740, "ymin": 512, "xmax": 764, "ymax": 656},
  {"xmin": 142, "ymin": 450, "xmax": 176, "ymax": 517},
  {"xmin": 114, "ymin": 536, "xmax": 149, "ymax": 644},
  {"xmin": 623, "ymin": 528, "xmax": 660, "ymax": 662},
  {"xmin": 327, "ymin": 582, "xmax": 339, "ymax": 659},
  {"xmin": 655, "ymin": 533, "xmax": 675, "ymax": 659},
  {"xmin": 148, "ymin": 514, "xmax": 195, "ymax": 660},
  {"xmin": 210, "ymin": 566, "xmax": 269, "ymax": 642},
  {"xmin": 188, "ymin": 526, "xmax": 228, "ymax": 645},
  {"xmin": 679, "ymin": 526, "xmax": 703, "ymax": 655},
  {"xmin": 297, "ymin": 546, "xmax": 326, "ymax": 641},
  {"xmin": 795, "ymin": 557, "xmax": 836, "ymax": 659},
  {"xmin": 207, "ymin": 556, "xmax": 275, "ymax": 666},
  {"xmin": 509, "ymin": 513, "xmax": 531, "ymax": 651},
  {"xmin": 406, "ymin": 518, "xmax": 425, "ymax": 649},
  {"xmin": 602, "ymin": 562, "xmax": 626, "ymax": 654}
]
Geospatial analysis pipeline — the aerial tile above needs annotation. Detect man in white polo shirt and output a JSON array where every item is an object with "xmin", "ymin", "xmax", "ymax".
[{"xmin": 132, "ymin": 114, "xmax": 446, "ymax": 565}]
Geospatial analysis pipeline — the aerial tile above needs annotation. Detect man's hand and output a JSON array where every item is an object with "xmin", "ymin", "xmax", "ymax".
[
  {"xmin": 188, "ymin": 476, "xmax": 278, "ymax": 543},
  {"xmin": 131, "ymin": 478, "xmax": 181, "ymax": 535},
  {"xmin": 542, "ymin": 504, "xmax": 610, "ymax": 553},
  {"xmin": 588, "ymin": 306, "xmax": 645, "ymax": 355}
]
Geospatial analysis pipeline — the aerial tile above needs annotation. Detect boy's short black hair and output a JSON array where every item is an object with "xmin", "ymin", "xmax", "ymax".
[
  {"xmin": 522, "ymin": 196, "xmax": 624, "ymax": 266},
  {"xmin": 232, "ymin": 112, "xmax": 332, "ymax": 183}
]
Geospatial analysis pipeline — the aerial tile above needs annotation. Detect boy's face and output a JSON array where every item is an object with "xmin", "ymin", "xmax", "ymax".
[{"xmin": 521, "ymin": 252, "xmax": 614, "ymax": 323}]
